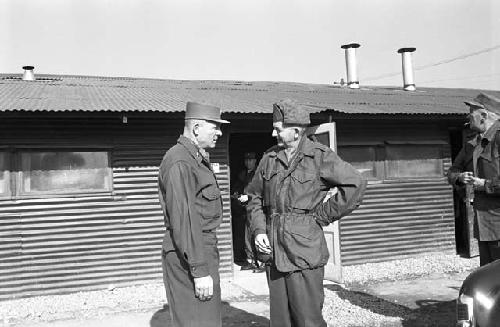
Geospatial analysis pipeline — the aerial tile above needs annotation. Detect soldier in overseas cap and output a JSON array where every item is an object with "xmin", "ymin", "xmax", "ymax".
[
  {"xmin": 158, "ymin": 101, "xmax": 229, "ymax": 327},
  {"xmin": 448, "ymin": 93, "xmax": 500, "ymax": 266},
  {"xmin": 246, "ymin": 98, "xmax": 367, "ymax": 326},
  {"xmin": 272, "ymin": 98, "xmax": 311, "ymax": 126}
]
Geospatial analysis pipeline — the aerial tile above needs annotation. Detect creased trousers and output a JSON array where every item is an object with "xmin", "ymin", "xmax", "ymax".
[{"xmin": 162, "ymin": 233, "xmax": 221, "ymax": 327}]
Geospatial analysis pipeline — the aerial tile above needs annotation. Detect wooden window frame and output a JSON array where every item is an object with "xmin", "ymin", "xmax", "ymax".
[
  {"xmin": 383, "ymin": 142, "xmax": 445, "ymax": 181},
  {"xmin": 0, "ymin": 150, "xmax": 11, "ymax": 199},
  {"xmin": 0, "ymin": 147, "xmax": 114, "ymax": 200},
  {"xmin": 337, "ymin": 144, "xmax": 383, "ymax": 181},
  {"xmin": 338, "ymin": 141, "xmax": 447, "ymax": 182}
]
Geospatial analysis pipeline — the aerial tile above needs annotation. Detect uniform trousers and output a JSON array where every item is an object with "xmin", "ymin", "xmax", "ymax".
[
  {"xmin": 162, "ymin": 233, "xmax": 221, "ymax": 327},
  {"xmin": 478, "ymin": 240, "xmax": 500, "ymax": 266},
  {"xmin": 267, "ymin": 265, "xmax": 327, "ymax": 327}
]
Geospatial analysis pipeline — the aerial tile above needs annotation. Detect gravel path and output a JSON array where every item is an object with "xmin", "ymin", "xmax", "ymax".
[{"xmin": 0, "ymin": 253, "xmax": 480, "ymax": 327}]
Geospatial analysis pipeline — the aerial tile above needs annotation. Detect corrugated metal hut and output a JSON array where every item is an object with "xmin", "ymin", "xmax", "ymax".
[{"xmin": 0, "ymin": 72, "xmax": 496, "ymax": 300}]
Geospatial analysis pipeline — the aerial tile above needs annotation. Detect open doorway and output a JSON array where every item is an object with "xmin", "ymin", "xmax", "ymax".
[{"xmin": 228, "ymin": 132, "xmax": 275, "ymax": 266}]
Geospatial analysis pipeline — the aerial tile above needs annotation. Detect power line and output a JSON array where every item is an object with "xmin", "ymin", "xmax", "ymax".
[
  {"xmin": 416, "ymin": 44, "xmax": 500, "ymax": 70},
  {"xmin": 419, "ymin": 72, "xmax": 500, "ymax": 84},
  {"xmin": 363, "ymin": 44, "xmax": 500, "ymax": 82}
]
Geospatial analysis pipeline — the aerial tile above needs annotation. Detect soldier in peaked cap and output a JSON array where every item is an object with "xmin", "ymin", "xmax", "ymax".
[
  {"xmin": 158, "ymin": 101, "xmax": 229, "ymax": 327},
  {"xmin": 246, "ymin": 99, "xmax": 367, "ymax": 326},
  {"xmin": 448, "ymin": 93, "xmax": 500, "ymax": 266}
]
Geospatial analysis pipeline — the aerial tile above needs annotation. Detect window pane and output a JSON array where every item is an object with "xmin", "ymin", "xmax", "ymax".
[
  {"xmin": 21, "ymin": 151, "xmax": 111, "ymax": 194},
  {"xmin": 309, "ymin": 132, "xmax": 330, "ymax": 148},
  {"xmin": 0, "ymin": 152, "xmax": 8, "ymax": 195},
  {"xmin": 338, "ymin": 146, "xmax": 377, "ymax": 179},
  {"xmin": 386, "ymin": 145, "xmax": 442, "ymax": 178}
]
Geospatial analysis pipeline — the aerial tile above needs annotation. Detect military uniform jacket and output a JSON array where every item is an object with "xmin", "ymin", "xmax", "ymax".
[
  {"xmin": 448, "ymin": 121, "xmax": 500, "ymax": 241},
  {"xmin": 158, "ymin": 136, "xmax": 223, "ymax": 277},
  {"xmin": 246, "ymin": 136, "xmax": 367, "ymax": 272}
]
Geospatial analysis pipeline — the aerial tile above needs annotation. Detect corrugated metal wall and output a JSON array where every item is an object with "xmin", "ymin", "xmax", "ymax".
[
  {"xmin": 0, "ymin": 113, "xmax": 232, "ymax": 300},
  {"xmin": 340, "ymin": 178, "xmax": 455, "ymax": 265},
  {"xmin": 336, "ymin": 119, "xmax": 456, "ymax": 265}
]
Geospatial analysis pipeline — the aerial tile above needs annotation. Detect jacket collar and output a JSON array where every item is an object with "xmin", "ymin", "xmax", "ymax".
[
  {"xmin": 467, "ymin": 120, "xmax": 500, "ymax": 147},
  {"xmin": 270, "ymin": 135, "xmax": 316, "ymax": 164},
  {"xmin": 298, "ymin": 136, "xmax": 316, "ymax": 157},
  {"xmin": 482, "ymin": 120, "xmax": 500, "ymax": 143},
  {"xmin": 178, "ymin": 135, "xmax": 205, "ymax": 164}
]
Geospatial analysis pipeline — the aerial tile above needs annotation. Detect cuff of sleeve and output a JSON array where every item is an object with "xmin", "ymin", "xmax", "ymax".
[
  {"xmin": 189, "ymin": 262, "xmax": 209, "ymax": 278},
  {"xmin": 254, "ymin": 228, "xmax": 266, "ymax": 236}
]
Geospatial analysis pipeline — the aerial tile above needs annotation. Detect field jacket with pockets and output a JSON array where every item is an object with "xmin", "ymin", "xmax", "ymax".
[
  {"xmin": 246, "ymin": 136, "xmax": 367, "ymax": 272},
  {"xmin": 158, "ymin": 135, "xmax": 223, "ymax": 278},
  {"xmin": 448, "ymin": 121, "xmax": 500, "ymax": 241}
]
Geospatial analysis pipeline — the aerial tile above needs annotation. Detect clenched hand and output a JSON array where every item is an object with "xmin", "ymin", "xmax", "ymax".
[
  {"xmin": 194, "ymin": 275, "xmax": 213, "ymax": 301},
  {"xmin": 255, "ymin": 233, "xmax": 271, "ymax": 254}
]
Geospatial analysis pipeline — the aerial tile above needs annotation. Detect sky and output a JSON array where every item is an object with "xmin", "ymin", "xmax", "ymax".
[{"xmin": 1, "ymin": 0, "xmax": 499, "ymax": 90}]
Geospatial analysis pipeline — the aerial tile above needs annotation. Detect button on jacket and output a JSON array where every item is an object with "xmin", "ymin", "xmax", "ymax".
[
  {"xmin": 448, "ymin": 121, "xmax": 500, "ymax": 241},
  {"xmin": 246, "ymin": 136, "xmax": 367, "ymax": 272},
  {"xmin": 158, "ymin": 135, "xmax": 223, "ymax": 277}
]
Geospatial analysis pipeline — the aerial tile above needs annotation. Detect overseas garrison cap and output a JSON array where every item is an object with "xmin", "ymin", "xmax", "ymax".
[
  {"xmin": 272, "ymin": 99, "xmax": 311, "ymax": 126},
  {"xmin": 185, "ymin": 102, "xmax": 230, "ymax": 124},
  {"xmin": 465, "ymin": 93, "xmax": 500, "ymax": 115}
]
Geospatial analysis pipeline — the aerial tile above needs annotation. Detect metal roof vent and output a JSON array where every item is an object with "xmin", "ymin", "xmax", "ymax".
[
  {"xmin": 22, "ymin": 66, "xmax": 35, "ymax": 81},
  {"xmin": 341, "ymin": 43, "xmax": 360, "ymax": 89},
  {"xmin": 397, "ymin": 48, "xmax": 416, "ymax": 91}
]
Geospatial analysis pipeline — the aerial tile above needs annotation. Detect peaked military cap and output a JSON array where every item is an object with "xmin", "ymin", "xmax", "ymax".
[
  {"xmin": 465, "ymin": 93, "xmax": 500, "ymax": 115},
  {"xmin": 272, "ymin": 99, "xmax": 310, "ymax": 126},
  {"xmin": 185, "ymin": 101, "xmax": 230, "ymax": 124}
]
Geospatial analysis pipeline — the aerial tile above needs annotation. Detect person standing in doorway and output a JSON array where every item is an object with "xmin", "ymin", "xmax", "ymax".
[
  {"xmin": 448, "ymin": 93, "xmax": 500, "ymax": 266},
  {"xmin": 231, "ymin": 152, "xmax": 265, "ymax": 272},
  {"xmin": 158, "ymin": 101, "xmax": 229, "ymax": 327},
  {"xmin": 246, "ymin": 98, "xmax": 367, "ymax": 327}
]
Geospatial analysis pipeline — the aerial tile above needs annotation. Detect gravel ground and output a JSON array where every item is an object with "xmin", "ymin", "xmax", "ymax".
[{"xmin": 0, "ymin": 253, "xmax": 480, "ymax": 327}]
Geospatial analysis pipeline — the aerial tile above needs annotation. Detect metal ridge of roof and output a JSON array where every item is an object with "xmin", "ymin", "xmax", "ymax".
[{"xmin": 1, "ymin": 73, "xmax": 498, "ymax": 115}]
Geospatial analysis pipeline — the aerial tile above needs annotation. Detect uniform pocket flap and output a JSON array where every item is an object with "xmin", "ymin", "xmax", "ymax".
[
  {"xmin": 291, "ymin": 172, "xmax": 315, "ymax": 184},
  {"xmin": 263, "ymin": 170, "xmax": 278, "ymax": 181},
  {"xmin": 201, "ymin": 187, "xmax": 221, "ymax": 200}
]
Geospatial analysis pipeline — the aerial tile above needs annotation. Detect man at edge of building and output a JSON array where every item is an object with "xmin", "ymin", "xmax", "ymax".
[
  {"xmin": 158, "ymin": 101, "xmax": 229, "ymax": 327},
  {"xmin": 448, "ymin": 92, "xmax": 500, "ymax": 266}
]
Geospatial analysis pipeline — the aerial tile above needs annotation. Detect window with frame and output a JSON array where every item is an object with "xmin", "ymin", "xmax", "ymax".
[
  {"xmin": 338, "ymin": 143, "xmax": 444, "ymax": 180},
  {"xmin": 385, "ymin": 144, "xmax": 443, "ymax": 179},
  {"xmin": 19, "ymin": 151, "xmax": 112, "ymax": 195},
  {"xmin": 337, "ymin": 145, "xmax": 378, "ymax": 179},
  {"xmin": 0, "ymin": 150, "xmax": 112, "ymax": 198},
  {"xmin": 0, "ymin": 152, "xmax": 9, "ymax": 197}
]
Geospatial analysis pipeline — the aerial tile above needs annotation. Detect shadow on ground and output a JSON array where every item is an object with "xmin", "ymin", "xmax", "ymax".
[
  {"xmin": 326, "ymin": 284, "xmax": 456, "ymax": 327},
  {"xmin": 149, "ymin": 301, "xmax": 269, "ymax": 327}
]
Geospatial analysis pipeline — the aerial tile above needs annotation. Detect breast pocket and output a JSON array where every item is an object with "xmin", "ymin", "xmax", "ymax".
[
  {"xmin": 290, "ymin": 171, "xmax": 318, "ymax": 210},
  {"xmin": 262, "ymin": 170, "xmax": 278, "ymax": 207},
  {"xmin": 199, "ymin": 186, "xmax": 222, "ymax": 219}
]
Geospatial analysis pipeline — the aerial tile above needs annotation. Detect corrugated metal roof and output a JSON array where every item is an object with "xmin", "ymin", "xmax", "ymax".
[{"xmin": 1, "ymin": 74, "xmax": 498, "ymax": 115}]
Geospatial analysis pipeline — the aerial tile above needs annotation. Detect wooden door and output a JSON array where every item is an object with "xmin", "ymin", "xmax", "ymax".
[{"xmin": 306, "ymin": 123, "xmax": 342, "ymax": 283}]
